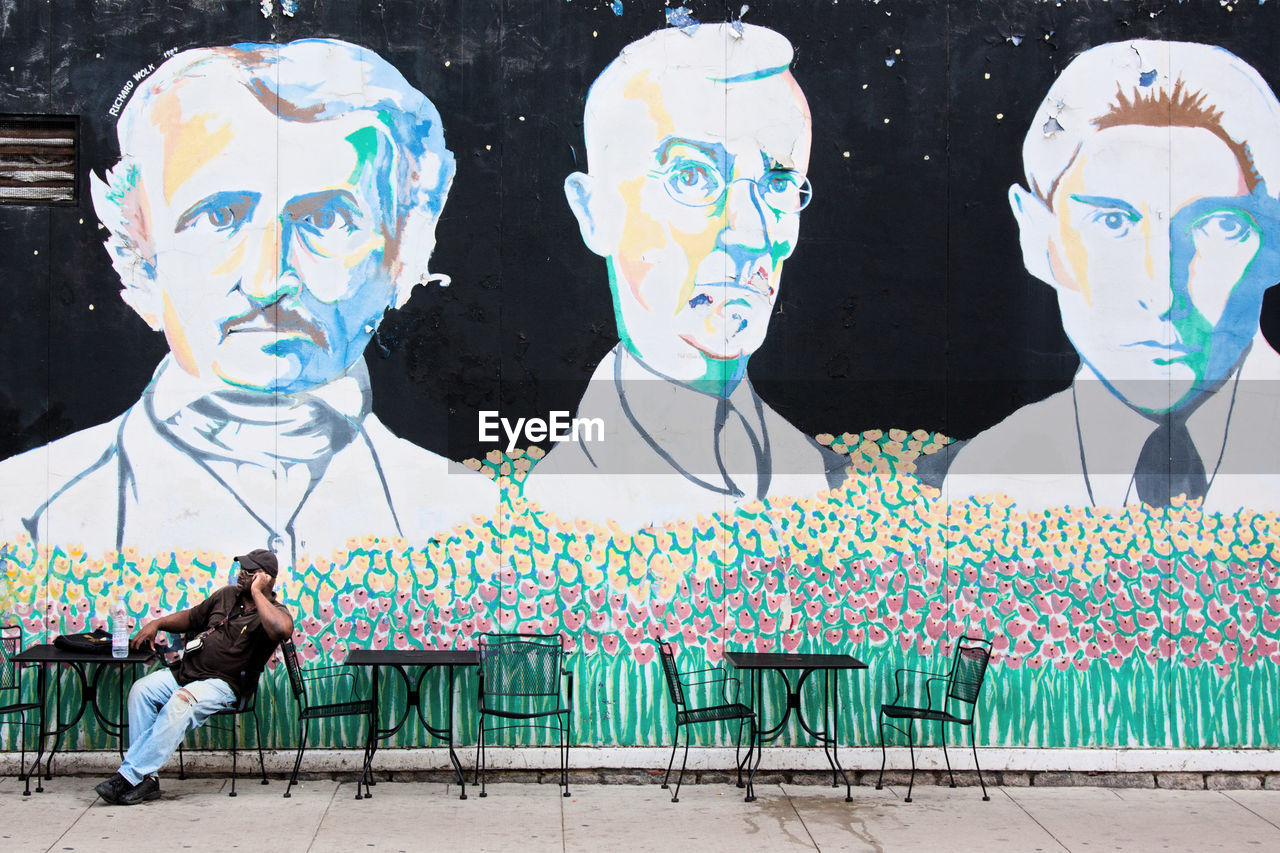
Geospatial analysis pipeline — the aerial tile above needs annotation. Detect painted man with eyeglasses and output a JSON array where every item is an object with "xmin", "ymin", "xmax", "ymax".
[
  {"xmin": 524, "ymin": 23, "xmax": 845, "ymax": 527},
  {"xmin": 943, "ymin": 41, "xmax": 1280, "ymax": 511}
]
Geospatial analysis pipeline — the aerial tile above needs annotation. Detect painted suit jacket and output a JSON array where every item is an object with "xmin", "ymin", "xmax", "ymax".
[
  {"xmin": 0, "ymin": 358, "xmax": 497, "ymax": 564},
  {"xmin": 942, "ymin": 335, "xmax": 1280, "ymax": 512},
  {"xmin": 523, "ymin": 345, "xmax": 848, "ymax": 529}
]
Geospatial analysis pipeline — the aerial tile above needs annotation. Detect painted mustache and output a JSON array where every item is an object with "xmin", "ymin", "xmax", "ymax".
[
  {"xmin": 219, "ymin": 301, "xmax": 329, "ymax": 347},
  {"xmin": 687, "ymin": 261, "xmax": 775, "ymax": 310}
]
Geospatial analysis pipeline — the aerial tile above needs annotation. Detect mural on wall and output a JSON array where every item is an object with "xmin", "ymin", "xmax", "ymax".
[
  {"xmin": 945, "ymin": 40, "xmax": 1280, "ymax": 513},
  {"xmin": 1, "ymin": 1, "xmax": 1280, "ymax": 754},
  {"xmin": 523, "ymin": 23, "xmax": 846, "ymax": 530},
  {"xmin": 0, "ymin": 38, "xmax": 498, "ymax": 565}
]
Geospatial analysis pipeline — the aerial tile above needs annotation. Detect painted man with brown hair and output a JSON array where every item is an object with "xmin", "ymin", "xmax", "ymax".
[{"xmin": 944, "ymin": 40, "xmax": 1280, "ymax": 512}]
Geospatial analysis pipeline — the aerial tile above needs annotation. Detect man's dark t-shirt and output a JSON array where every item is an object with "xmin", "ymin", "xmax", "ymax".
[{"xmin": 175, "ymin": 586, "xmax": 289, "ymax": 699}]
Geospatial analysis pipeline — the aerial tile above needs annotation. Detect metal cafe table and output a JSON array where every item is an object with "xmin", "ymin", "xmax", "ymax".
[
  {"xmin": 725, "ymin": 651, "xmax": 868, "ymax": 802},
  {"xmin": 12, "ymin": 644, "xmax": 157, "ymax": 790},
  {"xmin": 344, "ymin": 648, "xmax": 480, "ymax": 799}
]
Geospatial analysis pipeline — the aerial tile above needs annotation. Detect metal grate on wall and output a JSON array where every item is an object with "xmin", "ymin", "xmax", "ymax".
[{"xmin": 0, "ymin": 114, "xmax": 79, "ymax": 204}]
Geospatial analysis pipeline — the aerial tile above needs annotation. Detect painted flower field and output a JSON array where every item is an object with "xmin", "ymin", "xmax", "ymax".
[{"xmin": 3, "ymin": 430, "xmax": 1279, "ymax": 750}]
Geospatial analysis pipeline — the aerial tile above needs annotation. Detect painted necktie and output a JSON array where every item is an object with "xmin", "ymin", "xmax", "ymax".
[
  {"xmin": 1133, "ymin": 413, "xmax": 1207, "ymax": 506},
  {"xmin": 714, "ymin": 399, "xmax": 765, "ymax": 500}
]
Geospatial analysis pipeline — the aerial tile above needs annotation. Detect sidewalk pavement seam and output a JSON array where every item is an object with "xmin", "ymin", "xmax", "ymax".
[
  {"xmin": 1000, "ymin": 787, "xmax": 1074, "ymax": 853},
  {"xmin": 1220, "ymin": 790, "xmax": 1280, "ymax": 833},
  {"xmin": 305, "ymin": 780, "xmax": 342, "ymax": 853},
  {"xmin": 40, "ymin": 793, "xmax": 97, "ymax": 853},
  {"xmin": 781, "ymin": 784, "xmax": 824, "ymax": 852}
]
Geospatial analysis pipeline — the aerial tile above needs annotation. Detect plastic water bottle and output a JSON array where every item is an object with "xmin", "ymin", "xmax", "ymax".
[{"xmin": 112, "ymin": 595, "xmax": 129, "ymax": 659}]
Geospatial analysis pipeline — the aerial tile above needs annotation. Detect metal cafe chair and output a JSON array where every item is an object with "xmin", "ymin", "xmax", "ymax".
[
  {"xmin": 281, "ymin": 639, "xmax": 376, "ymax": 799},
  {"xmin": 876, "ymin": 636, "xmax": 994, "ymax": 803},
  {"xmin": 168, "ymin": 632, "xmax": 268, "ymax": 797},
  {"xmin": 656, "ymin": 640, "xmax": 756, "ymax": 803},
  {"xmin": 0, "ymin": 624, "xmax": 43, "ymax": 796},
  {"xmin": 474, "ymin": 632, "xmax": 572, "ymax": 798}
]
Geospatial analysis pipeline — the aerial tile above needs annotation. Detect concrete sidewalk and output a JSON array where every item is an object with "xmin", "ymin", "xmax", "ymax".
[{"xmin": 3, "ymin": 775, "xmax": 1279, "ymax": 853}]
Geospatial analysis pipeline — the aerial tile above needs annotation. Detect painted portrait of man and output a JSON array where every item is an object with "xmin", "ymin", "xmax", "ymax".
[
  {"xmin": 522, "ymin": 23, "xmax": 846, "ymax": 529},
  {"xmin": 0, "ymin": 38, "xmax": 496, "ymax": 561},
  {"xmin": 944, "ymin": 40, "xmax": 1280, "ymax": 511}
]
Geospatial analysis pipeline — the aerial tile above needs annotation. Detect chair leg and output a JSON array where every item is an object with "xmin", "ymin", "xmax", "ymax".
[
  {"xmin": 359, "ymin": 712, "xmax": 376, "ymax": 800},
  {"xmin": 875, "ymin": 713, "xmax": 887, "ymax": 790},
  {"xmin": 971, "ymin": 726, "xmax": 989, "ymax": 801},
  {"xmin": 46, "ymin": 727, "xmax": 62, "ymax": 779},
  {"xmin": 229, "ymin": 715, "xmax": 239, "ymax": 797},
  {"xmin": 734, "ymin": 718, "xmax": 746, "ymax": 788},
  {"xmin": 19, "ymin": 710, "xmax": 31, "ymax": 797},
  {"xmin": 284, "ymin": 719, "xmax": 308, "ymax": 798},
  {"xmin": 940, "ymin": 720, "xmax": 956, "ymax": 788},
  {"xmin": 31, "ymin": 718, "xmax": 46, "ymax": 793},
  {"xmin": 178, "ymin": 743, "xmax": 186, "ymax": 780},
  {"xmin": 672, "ymin": 731, "xmax": 691, "ymax": 804},
  {"xmin": 662, "ymin": 724, "xmax": 679, "ymax": 791},
  {"xmin": 561, "ymin": 710, "xmax": 570, "ymax": 798},
  {"xmin": 253, "ymin": 709, "xmax": 268, "ymax": 785},
  {"xmin": 904, "ymin": 719, "xmax": 917, "ymax": 803},
  {"xmin": 477, "ymin": 715, "xmax": 488, "ymax": 798},
  {"xmin": 473, "ymin": 713, "xmax": 482, "ymax": 788}
]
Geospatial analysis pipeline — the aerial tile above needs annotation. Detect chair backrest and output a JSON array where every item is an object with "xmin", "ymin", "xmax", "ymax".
[
  {"xmin": 280, "ymin": 639, "xmax": 307, "ymax": 701},
  {"xmin": 478, "ymin": 633, "xmax": 563, "ymax": 698},
  {"xmin": 656, "ymin": 640, "xmax": 686, "ymax": 708},
  {"xmin": 0, "ymin": 623, "xmax": 22, "ymax": 694},
  {"xmin": 946, "ymin": 636, "xmax": 993, "ymax": 706}
]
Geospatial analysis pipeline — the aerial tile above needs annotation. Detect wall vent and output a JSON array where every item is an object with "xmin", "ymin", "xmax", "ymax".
[{"xmin": 0, "ymin": 114, "xmax": 79, "ymax": 204}]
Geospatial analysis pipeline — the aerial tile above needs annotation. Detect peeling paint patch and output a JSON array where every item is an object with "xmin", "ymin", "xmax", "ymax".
[
  {"xmin": 0, "ymin": 0, "xmax": 14, "ymax": 40},
  {"xmin": 1042, "ymin": 116, "xmax": 1064, "ymax": 136},
  {"xmin": 1139, "ymin": 68, "xmax": 1158, "ymax": 87},
  {"xmin": 1007, "ymin": 34, "xmax": 1024, "ymax": 47},
  {"xmin": 610, "ymin": 0, "xmax": 623, "ymax": 16},
  {"xmin": 665, "ymin": 7, "xmax": 699, "ymax": 33}
]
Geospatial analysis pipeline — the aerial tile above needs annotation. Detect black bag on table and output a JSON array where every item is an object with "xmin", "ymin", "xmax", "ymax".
[{"xmin": 54, "ymin": 628, "xmax": 114, "ymax": 654}]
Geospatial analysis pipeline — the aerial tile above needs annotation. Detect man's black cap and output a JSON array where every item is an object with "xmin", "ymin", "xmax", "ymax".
[{"xmin": 235, "ymin": 549, "xmax": 279, "ymax": 577}]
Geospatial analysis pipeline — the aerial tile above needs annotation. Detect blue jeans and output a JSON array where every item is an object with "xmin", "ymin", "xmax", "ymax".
[{"xmin": 118, "ymin": 668, "xmax": 237, "ymax": 785}]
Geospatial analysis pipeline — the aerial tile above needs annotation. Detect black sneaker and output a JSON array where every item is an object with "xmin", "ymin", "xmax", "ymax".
[
  {"xmin": 119, "ymin": 775, "xmax": 161, "ymax": 805},
  {"xmin": 94, "ymin": 773, "xmax": 132, "ymax": 805}
]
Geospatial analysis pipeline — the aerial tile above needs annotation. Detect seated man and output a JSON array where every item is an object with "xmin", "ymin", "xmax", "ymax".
[{"xmin": 94, "ymin": 549, "xmax": 293, "ymax": 805}]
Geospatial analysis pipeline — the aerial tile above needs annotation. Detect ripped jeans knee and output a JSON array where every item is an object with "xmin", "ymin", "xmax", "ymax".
[{"xmin": 120, "ymin": 672, "xmax": 237, "ymax": 783}]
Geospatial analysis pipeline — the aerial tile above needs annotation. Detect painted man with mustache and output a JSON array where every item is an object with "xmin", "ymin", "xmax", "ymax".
[
  {"xmin": 0, "ymin": 39, "xmax": 495, "ymax": 561},
  {"xmin": 522, "ymin": 24, "xmax": 845, "ymax": 528}
]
